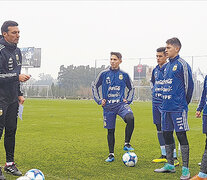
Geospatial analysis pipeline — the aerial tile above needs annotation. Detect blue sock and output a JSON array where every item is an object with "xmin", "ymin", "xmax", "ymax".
[
  {"xmin": 157, "ymin": 131, "xmax": 165, "ymax": 146},
  {"xmin": 198, "ymin": 172, "xmax": 207, "ymax": 178},
  {"xmin": 157, "ymin": 131, "xmax": 166, "ymax": 155},
  {"xmin": 160, "ymin": 146, "xmax": 166, "ymax": 156},
  {"xmin": 173, "ymin": 148, "xmax": 177, "ymax": 158}
]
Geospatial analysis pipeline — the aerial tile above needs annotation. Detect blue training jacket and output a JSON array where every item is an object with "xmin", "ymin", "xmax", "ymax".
[
  {"xmin": 92, "ymin": 67, "xmax": 134, "ymax": 107},
  {"xmin": 197, "ymin": 75, "xmax": 207, "ymax": 115},
  {"xmin": 151, "ymin": 63, "xmax": 168, "ymax": 106},
  {"xmin": 162, "ymin": 55, "xmax": 194, "ymax": 112}
]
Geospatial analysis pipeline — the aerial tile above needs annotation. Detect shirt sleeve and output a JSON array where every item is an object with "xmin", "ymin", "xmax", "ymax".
[
  {"xmin": 125, "ymin": 74, "xmax": 135, "ymax": 104},
  {"xmin": 150, "ymin": 69, "xmax": 155, "ymax": 91},
  {"xmin": 197, "ymin": 76, "xmax": 207, "ymax": 112},
  {"xmin": 92, "ymin": 72, "xmax": 103, "ymax": 105},
  {"xmin": 185, "ymin": 63, "xmax": 194, "ymax": 104}
]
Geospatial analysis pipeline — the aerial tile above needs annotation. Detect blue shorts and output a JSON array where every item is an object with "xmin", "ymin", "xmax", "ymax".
[
  {"xmin": 162, "ymin": 110, "xmax": 189, "ymax": 132},
  {"xmin": 203, "ymin": 115, "xmax": 207, "ymax": 134},
  {"xmin": 152, "ymin": 105, "xmax": 162, "ymax": 125},
  {"xmin": 103, "ymin": 102, "xmax": 133, "ymax": 129}
]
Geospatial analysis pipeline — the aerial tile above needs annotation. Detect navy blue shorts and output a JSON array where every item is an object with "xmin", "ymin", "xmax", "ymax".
[
  {"xmin": 103, "ymin": 102, "xmax": 133, "ymax": 129},
  {"xmin": 203, "ymin": 115, "xmax": 207, "ymax": 134},
  {"xmin": 162, "ymin": 110, "xmax": 189, "ymax": 132},
  {"xmin": 152, "ymin": 105, "xmax": 162, "ymax": 125}
]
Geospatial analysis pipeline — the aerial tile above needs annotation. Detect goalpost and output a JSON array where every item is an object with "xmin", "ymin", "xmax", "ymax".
[{"xmin": 21, "ymin": 84, "xmax": 51, "ymax": 98}]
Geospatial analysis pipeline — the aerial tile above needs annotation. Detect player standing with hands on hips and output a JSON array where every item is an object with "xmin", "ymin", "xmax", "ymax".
[
  {"xmin": 92, "ymin": 52, "xmax": 135, "ymax": 162},
  {"xmin": 0, "ymin": 21, "xmax": 30, "ymax": 179},
  {"xmin": 154, "ymin": 38, "xmax": 194, "ymax": 180},
  {"xmin": 151, "ymin": 47, "xmax": 179, "ymax": 166}
]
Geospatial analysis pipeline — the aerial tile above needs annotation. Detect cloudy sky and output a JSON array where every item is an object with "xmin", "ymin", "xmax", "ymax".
[{"xmin": 1, "ymin": 1, "xmax": 207, "ymax": 79}]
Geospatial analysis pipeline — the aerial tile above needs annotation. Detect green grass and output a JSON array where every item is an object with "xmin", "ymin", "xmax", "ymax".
[{"xmin": 0, "ymin": 99, "xmax": 204, "ymax": 180}]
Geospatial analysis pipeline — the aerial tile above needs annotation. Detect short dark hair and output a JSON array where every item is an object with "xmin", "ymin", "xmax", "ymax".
[
  {"xmin": 156, "ymin": 47, "xmax": 166, "ymax": 55},
  {"xmin": 1, "ymin": 20, "xmax": 18, "ymax": 35},
  {"xmin": 110, "ymin": 52, "xmax": 122, "ymax": 60},
  {"xmin": 166, "ymin": 37, "xmax": 182, "ymax": 51}
]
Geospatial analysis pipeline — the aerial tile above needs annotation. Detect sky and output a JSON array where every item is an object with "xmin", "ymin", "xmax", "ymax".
[{"xmin": 1, "ymin": 1, "xmax": 207, "ymax": 79}]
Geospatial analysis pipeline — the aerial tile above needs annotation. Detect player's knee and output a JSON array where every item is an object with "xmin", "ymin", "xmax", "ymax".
[
  {"xmin": 156, "ymin": 124, "xmax": 161, "ymax": 131},
  {"xmin": 163, "ymin": 131, "xmax": 174, "ymax": 145},
  {"xmin": 124, "ymin": 113, "xmax": 134, "ymax": 125},
  {"xmin": 176, "ymin": 131, "xmax": 188, "ymax": 145}
]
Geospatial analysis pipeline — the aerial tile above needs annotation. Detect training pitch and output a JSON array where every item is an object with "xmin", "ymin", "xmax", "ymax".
[{"xmin": 0, "ymin": 99, "xmax": 204, "ymax": 180}]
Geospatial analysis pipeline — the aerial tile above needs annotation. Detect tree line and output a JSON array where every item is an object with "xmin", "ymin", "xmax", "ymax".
[{"xmin": 51, "ymin": 65, "xmax": 107, "ymax": 99}]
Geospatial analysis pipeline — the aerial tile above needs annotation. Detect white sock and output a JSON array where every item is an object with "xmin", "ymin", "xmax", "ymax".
[
  {"xmin": 109, "ymin": 153, "xmax": 114, "ymax": 156},
  {"xmin": 6, "ymin": 162, "xmax": 14, "ymax": 166}
]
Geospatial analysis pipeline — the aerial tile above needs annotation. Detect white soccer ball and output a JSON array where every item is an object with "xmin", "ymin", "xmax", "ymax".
[
  {"xmin": 122, "ymin": 152, "xmax": 138, "ymax": 167},
  {"xmin": 16, "ymin": 176, "xmax": 31, "ymax": 180},
  {"xmin": 25, "ymin": 169, "xmax": 45, "ymax": 180}
]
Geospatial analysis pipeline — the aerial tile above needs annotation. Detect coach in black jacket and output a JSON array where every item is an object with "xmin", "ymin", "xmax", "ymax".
[{"xmin": 0, "ymin": 21, "xmax": 30, "ymax": 179}]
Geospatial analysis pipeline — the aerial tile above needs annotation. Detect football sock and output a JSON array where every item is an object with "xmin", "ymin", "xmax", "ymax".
[
  {"xmin": 157, "ymin": 131, "xmax": 165, "ymax": 146},
  {"xmin": 165, "ymin": 144, "xmax": 174, "ymax": 165},
  {"xmin": 172, "ymin": 137, "xmax": 177, "ymax": 158},
  {"xmin": 181, "ymin": 145, "xmax": 189, "ymax": 167},
  {"xmin": 6, "ymin": 162, "xmax": 14, "ymax": 166},
  {"xmin": 200, "ymin": 149, "xmax": 207, "ymax": 174},
  {"xmin": 173, "ymin": 148, "xmax": 177, "ymax": 158},
  {"xmin": 107, "ymin": 129, "xmax": 115, "ymax": 153},
  {"xmin": 160, "ymin": 146, "xmax": 166, "ymax": 156},
  {"xmin": 124, "ymin": 113, "xmax": 134, "ymax": 143},
  {"xmin": 198, "ymin": 172, "xmax": 207, "ymax": 178},
  {"xmin": 109, "ymin": 153, "xmax": 114, "ymax": 156}
]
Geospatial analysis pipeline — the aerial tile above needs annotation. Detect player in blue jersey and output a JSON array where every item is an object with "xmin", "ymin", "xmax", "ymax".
[
  {"xmin": 154, "ymin": 38, "xmax": 194, "ymax": 180},
  {"xmin": 151, "ymin": 47, "xmax": 179, "ymax": 166},
  {"xmin": 191, "ymin": 76, "xmax": 207, "ymax": 180},
  {"xmin": 92, "ymin": 52, "xmax": 135, "ymax": 162}
]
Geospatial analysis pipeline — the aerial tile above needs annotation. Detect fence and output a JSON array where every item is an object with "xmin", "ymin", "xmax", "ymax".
[{"xmin": 95, "ymin": 55, "xmax": 207, "ymax": 101}]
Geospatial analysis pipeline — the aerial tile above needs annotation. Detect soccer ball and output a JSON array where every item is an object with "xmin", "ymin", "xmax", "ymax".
[
  {"xmin": 122, "ymin": 152, "xmax": 138, "ymax": 167},
  {"xmin": 25, "ymin": 169, "xmax": 45, "ymax": 180}
]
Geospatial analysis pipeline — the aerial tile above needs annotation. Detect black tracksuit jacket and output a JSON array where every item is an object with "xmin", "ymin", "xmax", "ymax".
[{"xmin": 0, "ymin": 37, "xmax": 23, "ymax": 105}]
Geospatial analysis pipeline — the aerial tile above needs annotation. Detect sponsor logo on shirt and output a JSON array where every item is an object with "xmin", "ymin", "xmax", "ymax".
[
  {"xmin": 108, "ymin": 86, "xmax": 120, "ymax": 91},
  {"xmin": 154, "ymin": 71, "xmax": 158, "ymax": 79},
  {"xmin": 16, "ymin": 54, "xmax": 21, "ymax": 65},
  {"xmin": 108, "ymin": 99, "xmax": 120, "ymax": 104},
  {"xmin": 106, "ymin": 77, "xmax": 111, "ymax": 84}
]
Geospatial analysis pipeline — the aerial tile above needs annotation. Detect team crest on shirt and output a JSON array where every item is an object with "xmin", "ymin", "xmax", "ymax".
[
  {"xmin": 106, "ymin": 77, "xmax": 111, "ymax": 84},
  {"xmin": 0, "ymin": 110, "xmax": 2, "ymax": 116},
  {"xmin": 16, "ymin": 54, "xmax": 21, "ymax": 65},
  {"xmin": 119, "ymin": 74, "xmax": 123, "ymax": 80},
  {"xmin": 173, "ymin": 64, "xmax": 177, "ymax": 71}
]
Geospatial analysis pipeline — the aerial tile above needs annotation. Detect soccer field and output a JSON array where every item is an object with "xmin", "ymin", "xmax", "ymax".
[{"xmin": 0, "ymin": 99, "xmax": 204, "ymax": 180}]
